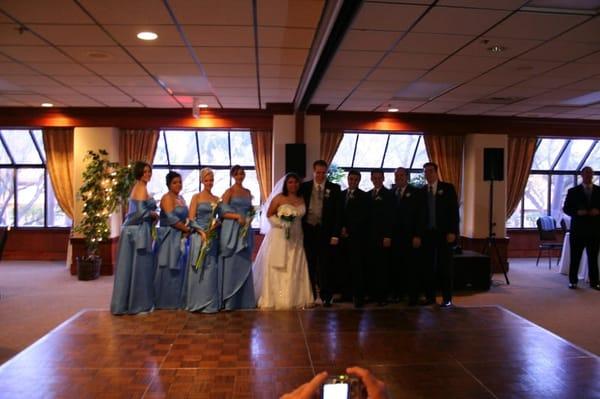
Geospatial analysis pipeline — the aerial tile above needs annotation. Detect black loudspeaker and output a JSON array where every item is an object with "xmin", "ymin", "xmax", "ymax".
[
  {"xmin": 483, "ymin": 148, "xmax": 504, "ymax": 181},
  {"xmin": 285, "ymin": 143, "xmax": 306, "ymax": 178}
]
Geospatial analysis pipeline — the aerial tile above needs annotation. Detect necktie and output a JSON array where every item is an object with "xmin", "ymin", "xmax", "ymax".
[
  {"xmin": 585, "ymin": 185, "xmax": 592, "ymax": 204},
  {"xmin": 428, "ymin": 185, "xmax": 436, "ymax": 229},
  {"xmin": 317, "ymin": 185, "xmax": 323, "ymax": 200}
]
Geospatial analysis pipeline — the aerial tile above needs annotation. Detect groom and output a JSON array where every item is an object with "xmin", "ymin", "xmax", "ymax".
[{"xmin": 302, "ymin": 159, "xmax": 341, "ymax": 306}]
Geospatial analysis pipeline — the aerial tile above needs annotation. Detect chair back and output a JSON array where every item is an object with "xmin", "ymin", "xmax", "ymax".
[
  {"xmin": 559, "ymin": 218, "xmax": 569, "ymax": 234},
  {"xmin": 536, "ymin": 216, "xmax": 557, "ymax": 241}
]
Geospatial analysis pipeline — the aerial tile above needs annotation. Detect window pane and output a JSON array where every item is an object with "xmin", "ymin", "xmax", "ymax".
[
  {"xmin": 550, "ymin": 174, "xmax": 574, "ymax": 226},
  {"xmin": 384, "ymin": 172, "xmax": 394, "ymax": 189},
  {"xmin": 0, "ymin": 169, "xmax": 14, "ymax": 225},
  {"xmin": 198, "ymin": 131, "xmax": 230, "ymax": 165},
  {"xmin": 153, "ymin": 132, "xmax": 169, "ymax": 165},
  {"xmin": 531, "ymin": 139, "xmax": 567, "ymax": 170},
  {"xmin": 180, "ymin": 169, "xmax": 199, "ymax": 205},
  {"xmin": 47, "ymin": 174, "xmax": 71, "ymax": 227},
  {"xmin": 164, "ymin": 130, "xmax": 198, "ymax": 165},
  {"xmin": 506, "ymin": 200, "xmax": 522, "ymax": 228},
  {"xmin": 582, "ymin": 142, "xmax": 600, "ymax": 170},
  {"xmin": 358, "ymin": 175, "xmax": 374, "ymax": 192},
  {"xmin": 523, "ymin": 174, "xmax": 548, "ymax": 228},
  {"xmin": 412, "ymin": 138, "xmax": 429, "ymax": 169},
  {"xmin": 147, "ymin": 168, "xmax": 169, "ymax": 202},
  {"xmin": 212, "ymin": 169, "xmax": 230, "ymax": 197},
  {"xmin": 32, "ymin": 130, "xmax": 45, "ymax": 162},
  {"xmin": 353, "ymin": 134, "xmax": 387, "ymax": 168},
  {"xmin": 331, "ymin": 133, "xmax": 357, "ymax": 167},
  {"xmin": 554, "ymin": 139, "xmax": 595, "ymax": 171},
  {"xmin": 1, "ymin": 130, "xmax": 43, "ymax": 164},
  {"xmin": 0, "ymin": 140, "xmax": 10, "ymax": 164},
  {"xmin": 382, "ymin": 134, "xmax": 419, "ymax": 169},
  {"xmin": 230, "ymin": 131, "xmax": 254, "ymax": 166},
  {"xmin": 17, "ymin": 168, "xmax": 45, "ymax": 226}
]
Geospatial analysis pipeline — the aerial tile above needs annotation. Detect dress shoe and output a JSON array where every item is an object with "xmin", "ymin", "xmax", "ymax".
[
  {"xmin": 439, "ymin": 300, "xmax": 453, "ymax": 308},
  {"xmin": 568, "ymin": 283, "xmax": 577, "ymax": 289},
  {"xmin": 323, "ymin": 299, "xmax": 333, "ymax": 308}
]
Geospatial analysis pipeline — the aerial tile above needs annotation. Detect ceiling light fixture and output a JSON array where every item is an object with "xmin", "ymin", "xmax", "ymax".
[
  {"xmin": 198, "ymin": 103, "xmax": 208, "ymax": 108},
  {"xmin": 387, "ymin": 106, "xmax": 399, "ymax": 112},
  {"xmin": 137, "ymin": 31, "xmax": 158, "ymax": 41},
  {"xmin": 41, "ymin": 103, "xmax": 53, "ymax": 107},
  {"xmin": 488, "ymin": 45, "xmax": 505, "ymax": 54}
]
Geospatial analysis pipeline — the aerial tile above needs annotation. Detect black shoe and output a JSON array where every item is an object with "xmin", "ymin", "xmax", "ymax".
[
  {"xmin": 568, "ymin": 283, "xmax": 578, "ymax": 289},
  {"xmin": 440, "ymin": 300, "xmax": 453, "ymax": 308},
  {"xmin": 323, "ymin": 299, "xmax": 333, "ymax": 307}
]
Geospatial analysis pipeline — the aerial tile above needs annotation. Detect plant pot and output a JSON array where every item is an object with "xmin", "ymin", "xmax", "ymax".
[{"xmin": 76, "ymin": 256, "xmax": 101, "ymax": 281}]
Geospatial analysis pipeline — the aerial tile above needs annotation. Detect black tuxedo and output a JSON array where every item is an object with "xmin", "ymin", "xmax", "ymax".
[
  {"xmin": 301, "ymin": 180, "xmax": 341, "ymax": 302},
  {"xmin": 367, "ymin": 186, "xmax": 393, "ymax": 303},
  {"xmin": 339, "ymin": 188, "xmax": 369, "ymax": 303},
  {"xmin": 417, "ymin": 181, "xmax": 460, "ymax": 304},
  {"xmin": 391, "ymin": 184, "xmax": 420, "ymax": 302},
  {"xmin": 563, "ymin": 184, "xmax": 600, "ymax": 285}
]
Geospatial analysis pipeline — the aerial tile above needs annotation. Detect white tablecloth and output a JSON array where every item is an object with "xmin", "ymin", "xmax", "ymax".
[{"xmin": 558, "ymin": 232, "xmax": 600, "ymax": 282}]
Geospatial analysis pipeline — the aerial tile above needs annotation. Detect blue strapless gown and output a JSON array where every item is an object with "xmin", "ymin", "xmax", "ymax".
[
  {"xmin": 220, "ymin": 197, "xmax": 256, "ymax": 310},
  {"xmin": 182, "ymin": 202, "xmax": 221, "ymax": 313},
  {"xmin": 110, "ymin": 199, "xmax": 157, "ymax": 315},
  {"xmin": 154, "ymin": 204, "xmax": 189, "ymax": 309}
]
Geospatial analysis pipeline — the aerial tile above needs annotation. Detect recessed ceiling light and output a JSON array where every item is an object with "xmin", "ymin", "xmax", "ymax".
[
  {"xmin": 488, "ymin": 45, "xmax": 505, "ymax": 54},
  {"xmin": 41, "ymin": 103, "xmax": 53, "ymax": 107},
  {"xmin": 137, "ymin": 31, "xmax": 158, "ymax": 41},
  {"xmin": 198, "ymin": 103, "xmax": 208, "ymax": 108},
  {"xmin": 387, "ymin": 107, "xmax": 399, "ymax": 113}
]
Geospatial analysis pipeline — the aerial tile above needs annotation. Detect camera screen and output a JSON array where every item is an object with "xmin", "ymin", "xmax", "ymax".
[{"xmin": 323, "ymin": 383, "xmax": 349, "ymax": 399}]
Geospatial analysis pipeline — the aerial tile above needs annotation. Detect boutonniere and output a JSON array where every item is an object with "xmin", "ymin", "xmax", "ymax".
[
  {"xmin": 375, "ymin": 195, "xmax": 382, "ymax": 201},
  {"xmin": 324, "ymin": 188, "xmax": 331, "ymax": 198},
  {"xmin": 405, "ymin": 192, "xmax": 411, "ymax": 198},
  {"xmin": 438, "ymin": 189, "xmax": 444, "ymax": 195}
]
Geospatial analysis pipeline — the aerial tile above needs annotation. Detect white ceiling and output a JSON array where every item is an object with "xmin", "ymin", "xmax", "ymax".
[{"xmin": 1, "ymin": 0, "xmax": 600, "ymax": 120}]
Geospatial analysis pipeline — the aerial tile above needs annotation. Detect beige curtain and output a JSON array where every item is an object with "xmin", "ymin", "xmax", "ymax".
[
  {"xmin": 423, "ymin": 134, "xmax": 464, "ymax": 198},
  {"xmin": 506, "ymin": 136, "xmax": 537, "ymax": 218},
  {"xmin": 42, "ymin": 127, "xmax": 75, "ymax": 219},
  {"xmin": 320, "ymin": 128, "xmax": 344, "ymax": 165},
  {"xmin": 250, "ymin": 129, "xmax": 273, "ymax": 203},
  {"xmin": 119, "ymin": 128, "xmax": 159, "ymax": 165}
]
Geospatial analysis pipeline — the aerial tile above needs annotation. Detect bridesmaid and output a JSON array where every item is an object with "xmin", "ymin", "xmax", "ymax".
[
  {"xmin": 182, "ymin": 168, "xmax": 222, "ymax": 313},
  {"xmin": 154, "ymin": 171, "xmax": 191, "ymax": 309},
  {"xmin": 219, "ymin": 165, "xmax": 257, "ymax": 310},
  {"xmin": 110, "ymin": 161, "xmax": 159, "ymax": 315}
]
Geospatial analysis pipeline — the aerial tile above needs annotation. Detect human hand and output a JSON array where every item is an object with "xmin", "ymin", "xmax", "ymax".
[
  {"xmin": 238, "ymin": 215, "xmax": 246, "ymax": 225},
  {"xmin": 412, "ymin": 236, "xmax": 421, "ymax": 248},
  {"xmin": 382, "ymin": 237, "xmax": 392, "ymax": 248},
  {"xmin": 150, "ymin": 211, "xmax": 159, "ymax": 221},
  {"xmin": 577, "ymin": 209, "xmax": 589, "ymax": 216},
  {"xmin": 280, "ymin": 371, "xmax": 328, "ymax": 399},
  {"xmin": 446, "ymin": 233, "xmax": 456, "ymax": 244},
  {"xmin": 196, "ymin": 229, "xmax": 207, "ymax": 242},
  {"xmin": 330, "ymin": 237, "xmax": 339, "ymax": 246},
  {"xmin": 346, "ymin": 367, "xmax": 389, "ymax": 399}
]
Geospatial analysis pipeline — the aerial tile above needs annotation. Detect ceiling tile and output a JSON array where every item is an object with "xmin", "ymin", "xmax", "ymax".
[
  {"xmin": 458, "ymin": 37, "xmax": 542, "ymax": 57},
  {"xmin": 486, "ymin": 11, "xmax": 587, "ymax": 40},
  {"xmin": 316, "ymin": 80, "xmax": 357, "ymax": 90},
  {"xmin": 380, "ymin": 52, "xmax": 447, "ymax": 69},
  {"xmin": 126, "ymin": 46, "xmax": 193, "ymax": 63},
  {"xmin": 0, "ymin": 78, "xmax": 24, "ymax": 91},
  {"xmin": 329, "ymin": 50, "xmax": 384, "ymax": 68},
  {"xmin": 517, "ymin": 74, "xmax": 584, "ymax": 89},
  {"xmin": 184, "ymin": 26, "xmax": 254, "ymax": 47},
  {"xmin": 4, "ymin": 93, "xmax": 57, "ymax": 105},
  {"xmin": 260, "ymin": 77, "xmax": 298, "ymax": 89},
  {"xmin": 258, "ymin": 27, "xmax": 315, "ymax": 48},
  {"xmin": 60, "ymin": 46, "xmax": 132, "ymax": 63},
  {"xmin": 83, "ymin": 62, "xmax": 147, "ymax": 75},
  {"xmin": 324, "ymin": 66, "xmax": 370, "ymax": 80},
  {"xmin": 558, "ymin": 17, "xmax": 600, "ymax": 44},
  {"xmin": 0, "ymin": 62, "xmax": 40, "ymax": 75},
  {"xmin": 78, "ymin": 0, "xmax": 172, "ymax": 24},
  {"xmin": 0, "ymin": 24, "xmax": 47, "ymax": 45},
  {"xmin": 352, "ymin": 3, "xmax": 428, "ymax": 31},
  {"xmin": 435, "ymin": 55, "xmax": 505, "ymax": 72},
  {"xmin": 575, "ymin": 52, "xmax": 600, "ymax": 64},
  {"xmin": 437, "ymin": 84, "xmax": 504, "ymax": 101},
  {"xmin": 258, "ymin": 0, "xmax": 324, "ymax": 28},
  {"xmin": 1, "ymin": 46, "xmax": 71, "ymax": 63},
  {"xmin": 564, "ymin": 77, "xmax": 600, "ymax": 91},
  {"xmin": 32, "ymin": 86, "xmax": 82, "ymax": 95},
  {"xmin": 215, "ymin": 87, "xmax": 257, "ymax": 96},
  {"xmin": 340, "ymin": 30, "xmax": 401, "ymax": 51},
  {"xmin": 175, "ymin": 95, "xmax": 220, "ymax": 108},
  {"xmin": 413, "ymin": 6, "xmax": 510, "ymax": 35},
  {"xmin": 27, "ymin": 62, "xmax": 95, "ymax": 76},
  {"xmin": 105, "ymin": 75, "xmax": 162, "ymax": 87},
  {"xmin": 437, "ymin": 0, "xmax": 527, "ymax": 10},
  {"xmin": 144, "ymin": 63, "xmax": 201, "ymax": 75},
  {"xmin": 210, "ymin": 77, "xmax": 257, "ymax": 88},
  {"xmin": 195, "ymin": 47, "xmax": 256, "ymax": 64},
  {"xmin": 349, "ymin": 88, "xmax": 397, "ymax": 100},
  {"xmin": 314, "ymin": 87, "xmax": 352, "ymax": 98},
  {"xmin": 170, "ymin": 0, "xmax": 253, "ymax": 25},
  {"xmin": 0, "ymin": 95, "xmax": 28, "ymax": 106},
  {"xmin": 374, "ymin": 100, "xmax": 425, "ymax": 112},
  {"xmin": 412, "ymin": 100, "xmax": 467, "ymax": 113},
  {"xmin": 135, "ymin": 95, "xmax": 181, "ymax": 107},
  {"xmin": 497, "ymin": 59, "xmax": 562, "ymax": 77},
  {"xmin": 53, "ymin": 94, "xmax": 104, "ymax": 106},
  {"xmin": 367, "ymin": 68, "xmax": 427, "ymax": 82},
  {"xmin": 120, "ymin": 86, "xmax": 165, "ymax": 96},
  {"xmin": 54, "ymin": 75, "xmax": 110, "ymax": 86},
  {"xmin": 420, "ymin": 68, "xmax": 481, "ymax": 83},
  {"xmin": 491, "ymin": 85, "xmax": 548, "ymax": 99},
  {"xmin": 338, "ymin": 99, "xmax": 382, "ymax": 111},
  {"xmin": 220, "ymin": 97, "xmax": 259, "ymax": 108},
  {"xmin": 104, "ymin": 25, "xmax": 184, "ymax": 46},
  {"xmin": 545, "ymin": 63, "xmax": 600, "ymax": 79},
  {"xmin": 158, "ymin": 74, "xmax": 211, "ymax": 94},
  {"xmin": 260, "ymin": 88, "xmax": 295, "ymax": 97},
  {"xmin": 260, "ymin": 64, "xmax": 303, "ymax": 78},
  {"xmin": 204, "ymin": 63, "xmax": 256, "ymax": 77},
  {"xmin": 520, "ymin": 40, "xmax": 600, "ymax": 62},
  {"xmin": 469, "ymin": 70, "xmax": 531, "ymax": 86},
  {"xmin": 7, "ymin": 74, "xmax": 64, "ymax": 86},
  {"xmin": 517, "ymin": 89, "xmax": 590, "ymax": 105},
  {"xmin": 72, "ymin": 86, "xmax": 125, "ymax": 96},
  {"xmin": 448, "ymin": 102, "xmax": 501, "ymax": 114},
  {"xmin": 259, "ymin": 48, "xmax": 308, "ymax": 65},
  {"xmin": 28, "ymin": 24, "xmax": 113, "ymax": 46},
  {"xmin": 0, "ymin": 0, "xmax": 93, "ymax": 23},
  {"xmin": 394, "ymin": 32, "xmax": 474, "ymax": 54},
  {"xmin": 493, "ymin": 103, "xmax": 542, "ymax": 112}
]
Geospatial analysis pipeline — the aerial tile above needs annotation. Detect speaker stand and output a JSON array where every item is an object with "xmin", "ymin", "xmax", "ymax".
[{"xmin": 483, "ymin": 179, "xmax": 510, "ymax": 285}]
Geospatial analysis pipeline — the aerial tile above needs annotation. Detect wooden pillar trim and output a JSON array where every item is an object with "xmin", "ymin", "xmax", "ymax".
[{"xmin": 295, "ymin": 112, "xmax": 305, "ymax": 143}]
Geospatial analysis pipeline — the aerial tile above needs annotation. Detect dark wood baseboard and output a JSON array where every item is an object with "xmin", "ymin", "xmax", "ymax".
[
  {"xmin": 460, "ymin": 236, "xmax": 510, "ymax": 273},
  {"xmin": 3, "ymin": 228, "xmax": 70, "ymax": 261}
]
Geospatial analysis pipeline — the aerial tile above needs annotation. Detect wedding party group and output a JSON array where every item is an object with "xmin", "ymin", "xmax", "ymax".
[{"xmin": 110, "ymin": 157, "xmax": 460, "ymax": 315}]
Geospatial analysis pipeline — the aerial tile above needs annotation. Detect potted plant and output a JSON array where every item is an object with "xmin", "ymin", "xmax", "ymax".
[{"xmin": 73, "ymin": 149, "xmax": 134, "ymax": 280}]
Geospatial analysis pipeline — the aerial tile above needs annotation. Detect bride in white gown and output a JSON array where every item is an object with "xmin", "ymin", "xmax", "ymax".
[{"xmin": 253, "ymin": 173, "xmax": 314, "ymax": 309}]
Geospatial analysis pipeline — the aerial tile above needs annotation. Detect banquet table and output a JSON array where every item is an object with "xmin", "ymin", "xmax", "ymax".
[{"xmin": 558, "ymin": 232, "xmax": 600, "ymax": 282}]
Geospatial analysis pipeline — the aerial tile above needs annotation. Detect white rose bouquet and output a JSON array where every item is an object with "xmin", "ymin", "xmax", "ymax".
[{"xmin": 277, "ymin": 204, "xmax": 298, "ymax": 240}]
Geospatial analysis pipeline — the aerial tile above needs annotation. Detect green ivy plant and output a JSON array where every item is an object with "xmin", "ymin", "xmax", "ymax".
[
  {"xmin": 327, "ymin": 163, "xmax": 345, "ymax": 184},
  {"xmin": 73, "ymin": 149, "xmax": 135, "ymax": 256}
]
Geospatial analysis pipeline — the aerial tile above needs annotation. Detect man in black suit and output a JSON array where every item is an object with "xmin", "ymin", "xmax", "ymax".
[
  {"xmin": 563, "ymin": 166, "xmax": 600, "ymax": 290},
  {"xmin": 339, "ymin": 170, "xmax": 369, "ymax": 307},
  {"xmin": 301, "ymin": 159, "xmax": 341, "ymax": 306},
  {"xmin": 418, "ymin": 162, "xmax": 459, "ymax": 307},
  {"xmin": 391, "ymin": 167, "xmax": 421, "ymax": 305},
  {"xmin": 367, "ymin": 169, "xmax": 393, "ymax": 306}
]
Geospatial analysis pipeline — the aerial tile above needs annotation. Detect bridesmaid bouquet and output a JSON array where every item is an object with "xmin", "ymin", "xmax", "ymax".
[
  {"xmin": 277, "ymin": 204, "xmax": 298, "ymax": 240},
  {"xmin": 239, "ymin": 206, "xmax": 258, "ymax": 241},
  {"xmin": 194, "ymin": 202, "xmax": 219, "ymax": 270}
]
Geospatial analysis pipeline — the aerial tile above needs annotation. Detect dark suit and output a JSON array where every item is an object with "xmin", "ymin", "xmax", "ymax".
[
  {"xmin": 339, "ymin": 188, "xmax": 369, "ymax": 303},
  {"xmin": 367, "ymin": 186, "xmax": 393, "ymax": 303},
  {"xmin": 563, "ymin": 184, "xmax": 600, "ymax": 286},
  {"xmin": 391, "ymin": 184, "xmax": 420, "ymax": 302},
  {"xmin": 417, "ymin": 181, "xmax": 459, "ymax": 303},
  {"xmin": 301, "ymin": 180, "xmax": 341, "ymax": 302}
]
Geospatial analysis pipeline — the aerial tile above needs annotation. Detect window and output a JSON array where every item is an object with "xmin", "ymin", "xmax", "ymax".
[
  {"xmin": 0, "ymin": 129, "xmax": 71, "ymax": 227},
  {"xmin": 507, "ymin": 138, "xmax": 600, "ymax": 229},
  {"xmin": 149, "ymin": 130, "xmax": 259, "ymax": 207},
  {"xmin": 330, "ymin": 131, "xmax": 429, "ymax": 191}
]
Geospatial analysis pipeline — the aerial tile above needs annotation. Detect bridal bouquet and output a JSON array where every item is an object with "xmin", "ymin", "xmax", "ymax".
[
  {"xmin": 277, "ymin": 204, "xmax": 297, "ymax": 240},
  {"xmin": 194, "ymin": 201, "xmax": 219, "ymax": 270},
  {"xmin": 239, "ymin": 205, "xmax": 258, "ymax": 241}
]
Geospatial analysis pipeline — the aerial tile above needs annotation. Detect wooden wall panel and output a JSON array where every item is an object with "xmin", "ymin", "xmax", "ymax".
[{"xmin": 3, "ymin": 228, "xmax": 70, "ymax": 261}]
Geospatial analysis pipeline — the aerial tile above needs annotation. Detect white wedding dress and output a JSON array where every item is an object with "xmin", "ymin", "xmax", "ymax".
[{"xmin": 253, "ymin": 203, "xmax": 314, "ymax": 309}]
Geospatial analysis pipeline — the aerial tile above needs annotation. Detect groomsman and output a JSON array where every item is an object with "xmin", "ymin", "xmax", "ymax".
[
  {"xmin": 562, "ymin": 166, "xmax": 600, "ymax": 290},
  {"xmin": 339, "ymin": 170, "xmax": 369, "ymax": 307},
  {"xmin": 391, "ymin": 167, "xmax": 421, "ymax": 305},
  {"xmin": 418, "ymin": 162, "xmax": 459, "ymax": 307},
  {"xmin": 301, "ymin": 160, "xmax": 341, "ymax": 306},
  {"xmin": 368, "ymin": 169, "xmax": 393, "ymax": 305}
]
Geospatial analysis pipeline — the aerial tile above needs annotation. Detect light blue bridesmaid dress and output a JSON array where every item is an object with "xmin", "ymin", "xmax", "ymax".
[
  {"xmin": 219, "ymin": 196, "xmax": 256, "ymax": 310},
  {"xmin": 154, "ymin": 202, "xmax": 189, "ymax": 309},
  {"xmin": 182, "ymin": 202, "xmax": 221, "ymax": 313},
  {"xmin": 110, "ymin": 198, "xmax": 157, "ymax": 315}
]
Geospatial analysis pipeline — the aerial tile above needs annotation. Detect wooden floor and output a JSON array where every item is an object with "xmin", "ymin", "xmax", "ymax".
[{"xmin": 0, "ymin": 306, "xmax": 598, "ymax": 398}]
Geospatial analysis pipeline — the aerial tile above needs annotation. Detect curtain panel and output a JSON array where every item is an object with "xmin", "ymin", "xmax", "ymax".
[
  {"xmin": 42, "ymin": 127, "xmax": 75, "ymax": 219},
  {"xmin": 506, "ymin": 136, "xmax": 537, "ymax": 218},
  {"xmin": 119, "ymin": 128, "xmax": 159, "ymax": 166},
  {"xmin": 423, "ymin": 134, "xmax": 464, "ymax": 198},
  {"xmin": 320, "ymin": 129, "xmax": 344, "ymax": 166},
  {"xmin": 250, "ymin": 129, "xmax": 273, "ymax": 203}
]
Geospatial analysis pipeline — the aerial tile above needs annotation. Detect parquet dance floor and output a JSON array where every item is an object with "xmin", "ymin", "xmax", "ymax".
[{"xmin": 0, "ymin": 306, "xmax": 598, "ymax": 398}]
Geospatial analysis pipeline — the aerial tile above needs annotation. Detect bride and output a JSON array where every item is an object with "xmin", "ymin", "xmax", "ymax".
[{"xmin": 253, "ymin": 173, "xmax": 314, "ymax": 309}]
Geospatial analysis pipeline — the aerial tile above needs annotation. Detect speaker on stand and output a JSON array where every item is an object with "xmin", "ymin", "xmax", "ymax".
[{"xmin": 285, "ymin": 143, "xmax": 306, "ymax": 178}]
